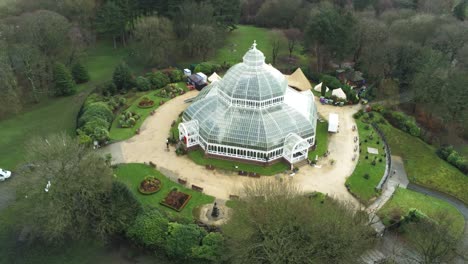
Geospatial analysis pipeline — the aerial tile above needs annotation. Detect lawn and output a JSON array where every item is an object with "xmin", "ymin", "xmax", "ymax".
[
  {"xmin": 308, "ymin": 120, "xmax": 329, "ymax": 160},
  {"xmin": 378, "ymin": 115, "xmax": 468, "ymax": 204},
  {"xmin": 0, "ymin": 42, "xmax": 129, "ymax": 170},
  {"xmin": 188, "ymin": 149, "xmax": 289, "ymax": 176},
  {"xmin": 210, "ymin": 25, "xmax": 308, "ymax": 68},
  {"xmin": 109, "ymin": 83, "xmax": 189, "ymax": 141},
  {"xmin": 114, "ymin": 163, "xmax": 215, "ymax": 220},
  {"xmin": 378, "ymin": 188, "xmax": 465, "ymax": 237},
  {"xmin": 345, "ymin": 116, "xmax": 386, "ymax": 204}
]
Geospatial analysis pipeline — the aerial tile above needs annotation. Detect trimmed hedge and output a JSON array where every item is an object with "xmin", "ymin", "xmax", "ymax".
[
  {"xmin": 437, "ymin": 145, "xmax": 468, "ymax": 174},
  {"xmin": 383, "ymin": 110, "xmax": 421, "ymax": 137}
]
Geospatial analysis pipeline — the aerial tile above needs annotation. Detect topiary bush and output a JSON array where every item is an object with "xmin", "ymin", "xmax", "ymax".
[{"xmin": 71, "ymin": 62, "xmax": 90, "ymax": 84}]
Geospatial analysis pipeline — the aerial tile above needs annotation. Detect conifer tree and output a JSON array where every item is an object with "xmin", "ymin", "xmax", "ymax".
[
  {"xmin": 53, "ymin": 63, "xmax": 76, "ymax": 96},
  {"xmin": 71, "ymin": 62, "xmax": 90, "ymax": 84}
]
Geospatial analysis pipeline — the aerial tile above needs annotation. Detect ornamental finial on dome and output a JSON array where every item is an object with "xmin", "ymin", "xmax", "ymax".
[{"xmin": 252, "ymin": 40, "xmax": 257, "ymax": 49}]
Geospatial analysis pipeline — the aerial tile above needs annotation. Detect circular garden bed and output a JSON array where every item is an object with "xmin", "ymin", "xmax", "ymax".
[
  {"xmin": 138, "ymin": 176, "xmax": 162, "ymax": 194},
  {"xmin": 137, "ymin": 97, "xmax": 155, "ymax": 108}
]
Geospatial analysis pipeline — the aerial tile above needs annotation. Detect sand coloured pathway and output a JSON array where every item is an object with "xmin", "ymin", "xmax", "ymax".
[{"xmin": 104, "ymin": 91, "xmax": 361, "ymax": 206}]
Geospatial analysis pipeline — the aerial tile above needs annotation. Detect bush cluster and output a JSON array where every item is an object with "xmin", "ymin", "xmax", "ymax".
[
  {"xmin": 319, "ymin": 74, "xmax": 342, "ymax": 89},
  {"xmin": 436, "ymin": 145, "xmax": 468, "ymax": 174},
  {"xmin": 194, "ymin": 62, "xmax": 221, "ymax": 75},
  {"xmin": 384, "ymin": 111, "xmax": 421, "ymax": 137},
  {"xmin": 119, "ymin": 111, "xmax": 141, "ymax": 128},
  {"xmin": 126, "ymin": 208, "xmax": 224, "ymax": 262},
  {"xmin": 76, "ymin": 93, "xmax": 121, "ymax": 144},
  {"xmin": 157, "ymin": 84, "xmax": 185, "ymax": 99},
  {"xmin": 147, "ymin": 71, "xmax": 170, "ymax": 89}
]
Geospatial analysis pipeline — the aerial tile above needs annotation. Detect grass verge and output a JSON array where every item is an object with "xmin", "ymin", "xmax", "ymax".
[
  {"xmin": 114, "ymin": 163, "xmax": 215, "ymax": 220},
  {"xmin": 187, "ymin": 149, "xmax": 289, "ymax": 176},
  {"xmin": 345, "ymin": 116, "xmax": 386, "ymax": 204},
  {"xmin": 378, "ymin": 114, "xmax": 468, "ymax": 204},
  {"xmin": 377, "ymin": 188, "xmax": 465, "ymax": 237},
  {"xmin": 308, "ymin": 120, "xmax": 329, "ymax": 160}
]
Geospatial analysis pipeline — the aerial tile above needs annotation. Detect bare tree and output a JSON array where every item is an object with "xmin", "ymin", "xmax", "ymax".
[
  {"xmin": 270, "ymin": 30, "xmax": 282, "ymax": 65},
  {"xmin": 283, "ymin": 28, "xmax": 302, "ymax": 59}
]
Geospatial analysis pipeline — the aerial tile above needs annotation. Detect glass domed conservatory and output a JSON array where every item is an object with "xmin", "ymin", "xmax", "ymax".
[{"xmin": 178, "ymin": 42, "xmax": 317, "ymax": 164}]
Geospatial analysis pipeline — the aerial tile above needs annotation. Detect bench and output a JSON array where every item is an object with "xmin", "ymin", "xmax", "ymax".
[
  {"xmin": 229, "ymin": 194, "xmax": 240, "ymax": 200},
  {"xmin": 205, "ymin": 164, "xmax": 215, "ymax": 170},
  {"xmin": 192, "ymin": 185, "xmax": 203, "ymax": 192},
  {"xmin": 149, "ymin": 161, "xmax": 156, "ymax": 168},
  {"xmin": 248, "ymin": 172, "xmax": 260, "ymax": 178},
  {"xmin": 238, "ymin": 170, "xmax": 248, "ymax": 176},
  {"xmin": 178, "ymin": 178, "xmax": 187, "ymax": 185}
]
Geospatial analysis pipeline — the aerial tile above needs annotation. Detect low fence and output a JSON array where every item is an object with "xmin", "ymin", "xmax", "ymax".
[{"xmin": 372, "ymin": 123, "xmax": 392, "ymax": 190}]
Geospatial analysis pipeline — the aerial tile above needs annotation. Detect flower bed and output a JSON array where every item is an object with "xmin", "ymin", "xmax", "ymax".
[
  {"xmin": 138, "ymin": 176, "xmax": 162, "ymax": 194},
  {"xmin": 157, "ymin": 84, "xmax": 185, "ymax": 99},
  {"xmin": 160, "ymin": 189, "xmax": 192, "ymax": 211},
  {"xmin": 137, "ymin": 96, "xmax": 155, "ymax": 108}
]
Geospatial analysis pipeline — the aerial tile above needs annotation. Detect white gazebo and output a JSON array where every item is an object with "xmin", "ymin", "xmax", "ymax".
[
  {"xmin": 178, "ymin": 120, "xmax": 199, "ymax": 148},
  {"xmin": 282, "ymin": 133, "xmax": 310, "ymax": 164},
  {"xmin": 328, "ymin": 113, "xmax": 339, "ymax": 133},
  {"xmin": 332, "ymin": 88, "xmax": 347, "ymax": 100}
]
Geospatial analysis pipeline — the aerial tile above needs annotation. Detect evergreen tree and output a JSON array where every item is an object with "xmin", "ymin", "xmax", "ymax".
[
  {"xmin": 71, "ymin": 62, "xmax": 90, "ymax": 84},
  {"xmin": 112, "ymin": 62, "xmax": 133, "ymax": 91},
  {"xmin": 53, "ymin": 63, "xmax": 76, "ymax": 96}
]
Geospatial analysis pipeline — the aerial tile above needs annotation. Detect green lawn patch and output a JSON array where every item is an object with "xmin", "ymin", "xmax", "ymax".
[
  {"xmin": 0, "ymin": 42, "xmax": 129, "ymax": 170},
  {"xmin": 109, "ymin": 82, "xmax": 188, "ymax": 141},
  {"xmin": 308, "ymin": 120, "xmax": 329, "ymax": 160},
  {"xmin": 114, "ymin": 163, "xmax": 215, "ymax": 220},
  {"xmin": 187, "ymin": 149, "xmax": 289, "ymax": 176},
  {"xmin": 109, "ymin": 92, "xmax": 166, "ymax": 141},
  {"xmin": 210, "ymin": 25, "xmax": 308, "ymax": 68},
  {"xmin": 378, "ymin": 116, "xmax": 468, "ymax": 204},
  {"xmin": 378, "ymin": 188, "xmax": 465, "ymax": 237},
  {"xmin": 345, "ymin": 116, "xmax": 386, "ymax": 204}
]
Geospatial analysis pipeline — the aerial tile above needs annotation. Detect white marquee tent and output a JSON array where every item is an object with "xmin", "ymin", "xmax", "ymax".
[
  {"xmin": 328, "ymin": 113, "xmax": 339, "ymax": 133},
  {"xmin": 313, "ymin": 82, "xmax": 329, "ymax": 93},
  {"xmin": 332, "ymin": 88, "xmax": 347, "ymax": 100}
]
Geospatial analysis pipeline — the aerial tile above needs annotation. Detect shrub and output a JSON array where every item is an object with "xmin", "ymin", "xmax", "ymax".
[
  {"xmin": 53, "ymin": 62, "xmax": 76, "ymax": 96},
  {"xmin": 353, "ymin": 109, "xmax": 364, "ymax": 119},
  {"xmin": 119, "ymin": 111, "xmax": 140, "ymax": 128},
  {"xmin": 118, "ymin": 97, "xmax": 126, "ymax": 106},
  {"xmin": 169, "ymin": 69, "xmax": 184, "ymax": 82},
  {"xmin": 77, "ymin": 133, "xmax": 92, "ymax": 146},
  {"xmin": 137, "ymin": 96, "xmax": 154, "ymax": 108},
  {"xmin": 127, "ymin": 208, "xmax": 169, "ymax": 249},
  {"xmin": 148, "ymin": 71, "xmax": 170, "ymax": 89},
  {"xmin": 192, "ymin": 232, "xmax": 225, "ymax": 262},
  {"xmin": 113, "ymin": 62, "xmax": 133, "ymax": 91},
  {"xmin": 78, "ymin": 102, "xmax": 114, "ymax": 127},
  {"xmin": 135, "ymin": 76, "xmax": 151, "ymax": 91},
  {"xmin": 194, "ymin": 62, "xmax": 220, "ymax": 74},
  {"xmin": 384, "ymin": 111, "xmax": 421, "ymax": 137},
  {"xmin": 319, "ymin": 74, "xmax": 342, "ymax": 89},
  {"xmin": 437, "ymin": 146, "xmax": 468, "ymax": 174},
  {"xmin": 372, "ymin": 104, "xmax": 384, "ymax": 113},
  {"xmin": 71, "ymin": 62, "xmax": 90, "ymax": 84},
  {"xmin": 165, "ymin": 223, "xmax": 206, "ymax": 259},
  {"xmin": 92, "ymin": 127, "xmax": 109, "ymax": 142},
  {"xmin": 363, "ymin": 173, "xmax": 370, "ymax": 180}
]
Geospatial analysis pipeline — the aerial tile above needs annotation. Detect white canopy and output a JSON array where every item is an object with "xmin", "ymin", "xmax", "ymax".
[
  {"xmin": 332, "ymin": 88, "xmax": 347, "ymax": 100},
  {"xmin": 313, "ymin": 82, "xmax": 329, "ymax": 93},
  {"xmin": 208, "ymin": 72, "xmax": 222, "ymax": 83},
  {"xmin": 328, "ymin": 113, "xmax": 339, "ymax": 133}
]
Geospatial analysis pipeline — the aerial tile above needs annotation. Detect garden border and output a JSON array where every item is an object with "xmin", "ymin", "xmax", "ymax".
[{"xmin": 373, "ymin": 122, "xmax": 392, "ymax": 190}]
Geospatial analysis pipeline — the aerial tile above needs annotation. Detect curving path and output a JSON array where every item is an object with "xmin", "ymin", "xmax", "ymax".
[{"xmin": 103, "ymin": 91, "xmax": 361, "ymax": 206}]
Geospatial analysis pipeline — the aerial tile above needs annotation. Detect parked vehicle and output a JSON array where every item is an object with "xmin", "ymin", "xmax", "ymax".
[{"xmin": 0, "ymin": 168, "xmax": 12, "ymax": 181}]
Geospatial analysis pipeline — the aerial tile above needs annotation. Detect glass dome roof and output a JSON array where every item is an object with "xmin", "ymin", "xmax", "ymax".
[
  {"xmin": 183, "ymin": 42, "xmax": 317, "ymax": 153},
  {"xmin": 217, "ymin": 42, "xmax": 287, "ymax": 102}
]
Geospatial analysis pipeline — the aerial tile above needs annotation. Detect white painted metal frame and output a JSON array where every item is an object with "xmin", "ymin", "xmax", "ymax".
[
  {"xmin": 283, "ymin": 133, "xmax": 310, "ymax": 164},
  {"xmin": 178, "ymin": 120, "xmax": 199, "ymax": 148}
]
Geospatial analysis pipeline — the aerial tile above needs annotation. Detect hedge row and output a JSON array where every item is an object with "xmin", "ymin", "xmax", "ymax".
[
  {"xmin": 77, "ymin": 93, "xmax": 126, "ymax": 144},
  {"xmin": 436, "ymin": 145, "xmax": 468, "ymax": 175}
]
